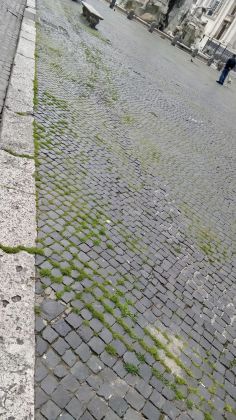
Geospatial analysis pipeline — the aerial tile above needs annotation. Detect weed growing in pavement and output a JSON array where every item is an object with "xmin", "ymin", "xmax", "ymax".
[
  {"xmin": 39, "ymin": 268, "xmax": 51, "ymax": 277},
  {"xmin": 3, "ymin": 148, "xmax": 34, "ymax": 159},
  {"xmin": 204, "ymin": 413, "xmax": 213, "ymax": 420},
  {"xmin": 34, "ymin": 305, "xmax": 41, "ymax": 315},
  {"xmin": 175, "ymin": 376, "xmax": 187, "ymax": 385},
  {"xmin": 175, "ymin": 390, "xmax": 185, "ymax": 400},
  {"xmin": 105, "ymin": 344, "xmax": 117, "ymax": 356},
  {"xmin": 0, "ymin": 244, "xmax": 44, "ymax": 255},
  {"xmin": 136, "ymin": 353, "xmax": 146, "ymax": 363},
  {"xmin": 61, "ymin": 266, "xmax": 72, "ymax": 276},
  {"xmin": 55, "ymin": 291, "xmax": 64, "ymax": 300},
  {"xmin": 124, "ymin": 363, "xmax": 139, "ymax": 375},
  {"xmin": 224, "ymin": 403, "xmax": 233, "ymax": 413},
  {"xmin": 186, "ymin": 400, "xmax": 194, "ymax": 410}
]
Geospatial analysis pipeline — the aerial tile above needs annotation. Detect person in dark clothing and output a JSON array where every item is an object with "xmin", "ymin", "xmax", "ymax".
[
  {"xmin": 217, "ymin": 54, "xmax": 236, "ymax": 85},
  {"xmin": 109, "ymin": 0, "xmax": 116, "ymax": 9}
]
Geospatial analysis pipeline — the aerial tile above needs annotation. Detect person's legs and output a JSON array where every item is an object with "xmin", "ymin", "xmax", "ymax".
[{"xmin": 218, "ymin": 68, "xmax": 229, "ymax": 85}]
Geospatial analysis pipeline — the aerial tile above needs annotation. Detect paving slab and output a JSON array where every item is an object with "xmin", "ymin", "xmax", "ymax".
[{"xmin": 0, "ymin": 251, "xmax": 35, "ymax": 418}]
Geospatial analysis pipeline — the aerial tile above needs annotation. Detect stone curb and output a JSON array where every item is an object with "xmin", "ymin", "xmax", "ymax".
[{"xmin": 0, "ymin": 0, "xmax": 36, "ymax": 418}]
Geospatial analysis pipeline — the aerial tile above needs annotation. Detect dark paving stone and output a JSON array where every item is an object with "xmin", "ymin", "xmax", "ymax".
[
  {"xmin": 41, "ymin": 400, "xmax": 61, "ymax": 419},
  {"xmin": 75, "ymin": 342, "xmax": 92, "ymax": 362},
  {"xmin": 43, "ymin": 349, "xmax": 60, "ymax": 369},
  {"xmin": 54, "ymin": 364, "xmax": 68, "ymax": 379},
  {"xmin": 36, "ymin": 336, "xmax": 48, "ymax": 356},
  {"xmin": 51, "ymin": 384, "xmax": 73, "ymax": 409},
  {"xmin": 80, "ymin": 412, "xmax": 95, "ymax": 420},
  {"xmin": 109, "ymin": 396, "xmax": 129, "ymax": 417},
  {"xmin": 35, "ymin": 387, "xmax": 48, "ymax": 409},
  {"xmin": 87, "ymin": 396, "xmax": 108, "ymax": 420},
  {"xmin": 52, "ymin": 319, "xmax": 72, "ymax": 336},
  {"xmin": 35, "ymin": 361, "xmax": 48, "ymax": 383},
  {"xmin": 62, "ymin": 349, "xmax": 77, "ymax": 367},
  {"xmin": 125, "ymin": 388, "xmax": 145, "ymax": 411},
  {"xmin": 88, "ymin": 337, "xmax": 105, "ymax": 355},
  {"xmin": 65, "ymin": 397, "xmax": 83, "ymax": 419},
  {"xmin": 71, "ymin": 361, "xmax": 91, "ymax": 382},
  {"xmin": 35, "ymin": 317, "xmax": 46, "ymax": 333},
  {"xmin": 40, "ymin": 374, "xmax": 58, "ymax": 395},
  {"xmin": 61, "ymin": 374, "xmax": 80, "ymax": 393},
  {"xmin": 65, "ymin": 331, "xmax": 82, "ymax": 349},
  {"xmin": 87, "ymin": 355, "xmax": 104, "ymax": 374},
  {"xmin": 41, "ymin": 299, "xmax": 65, "ymax": 321},
  {"xmin": 142, "ymin": 401, "xmax": 161, "ymax": 419},
  {"xmin": 52, "ymin": 337, "xmax": 70, "ymax": 355}
]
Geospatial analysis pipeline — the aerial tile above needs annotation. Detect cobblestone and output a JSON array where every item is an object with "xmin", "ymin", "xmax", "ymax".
[{"xmin": 35, "ymin": 0, "xmax": 236, "ymax": 418}]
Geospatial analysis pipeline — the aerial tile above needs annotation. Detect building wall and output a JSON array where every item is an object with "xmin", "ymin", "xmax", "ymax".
[{"xmin": 199, "ymin": 0, "xmax": 236, "ymax": 50}]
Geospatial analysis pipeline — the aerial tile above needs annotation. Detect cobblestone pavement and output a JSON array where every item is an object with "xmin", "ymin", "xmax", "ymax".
[
  {"xmin": 34, "ymin": 0, "xmax": 236, "ymax": 419},
  {"xmin": 0, "ymin": 0, "xmax": 26, "ymax": 118}
]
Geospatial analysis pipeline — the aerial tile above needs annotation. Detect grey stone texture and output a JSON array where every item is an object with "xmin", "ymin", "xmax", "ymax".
[{"xmin": 34, "ymin": 0, "xmax": 236, "ymax": 419}]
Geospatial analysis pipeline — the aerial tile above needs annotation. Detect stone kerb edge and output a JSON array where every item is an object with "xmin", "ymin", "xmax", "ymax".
[{"xmin": 0, "ymin": 0, "xmax": 37, "ymax": 418}]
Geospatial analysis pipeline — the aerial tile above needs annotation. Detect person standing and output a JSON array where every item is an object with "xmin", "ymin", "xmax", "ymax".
[
  {"xmin": 109, "ymin": 0, "xmax": 116, "ymax": 9},
  {"xmin": 217, "ymin": 54, "xmax": 236, "ymax": 85}
]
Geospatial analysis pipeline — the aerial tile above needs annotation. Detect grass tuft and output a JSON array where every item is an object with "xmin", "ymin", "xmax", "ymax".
[
  {"xmin": 105, "ymin": 344, "xmax": 117, "ymax": 356},
  {"xmin": 124, "ymin": 363, "xmax": 139, "ymax": 375}
]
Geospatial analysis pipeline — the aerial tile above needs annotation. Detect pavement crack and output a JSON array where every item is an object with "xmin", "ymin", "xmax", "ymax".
[{"xmin": 2, "ymin": 147, "xmax": 34, "ymax": 160}]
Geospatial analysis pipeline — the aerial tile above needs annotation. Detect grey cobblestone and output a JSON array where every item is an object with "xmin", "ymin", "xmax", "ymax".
[{"xmin": 34, "ymin": 0, "xmax": 236, "ymax": 418}]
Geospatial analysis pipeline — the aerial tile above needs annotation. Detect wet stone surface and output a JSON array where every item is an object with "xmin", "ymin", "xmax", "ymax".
[{"xmin": 35, "ymin": 0, "xmax": 236, "ymax": 418}]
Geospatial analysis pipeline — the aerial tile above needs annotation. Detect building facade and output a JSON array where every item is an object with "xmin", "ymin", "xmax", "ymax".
[{"xmin": 197, "ymin": 0, "xmax": 236, "ymax": 51}]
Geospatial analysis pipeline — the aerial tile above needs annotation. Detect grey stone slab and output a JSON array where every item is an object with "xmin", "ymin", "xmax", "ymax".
[
  {"xmin": 42, "ymin": 326, "xmax": 59, "ymax": 343},
  {"xmin": 62, "ymin": 349, "xmax": 77, "ymax": 367},
  {"xmin": 54, "ymin": 364, "xmax": 68, "ymax": 379},
  {"xmin": 109, "ymin": 396, "xmax": 129, "ymax": 417},
  {"xmin": 75, "ymin": 342, "xmax": 92, "ymax": 362},
  {"xmin": 52, "ymin": 337, "xmax": 70, "ymax": 355},
  {"xmin": 142, "ymin": 401, "xmax": 160, "ymax": 419},
  {"xmin": 41, "ymin": 299, "xmax": 65, "ymax": 321},
  {"xmin": 35, "ymin": 387, "xmax": 48, "ymax": 409},
  {"xmin": 76, "ymin": 383, "xmax": 95, "ymax": 406},
  {"xmin": 35, "ymin": 361, "xmax": 48, "ymax": 383},
  {"xmin": 87, "ymin": 396, "xmax": 108, "ymax": 420},
  {"xmin": 36, "ymin": 336, "xmax": 48, "ymax": 356},
  {"xmin": 65, "ymin": 397, "xmax": 83, "ymax": 419},
  {"xmin": 52, "ymin": 319, "xmax": 72, "ymax": 336},
  {"xmin": 66, "ymin": 313, "xmax": 83, "ymax": 329},
  {"xmin": 41, "ymin": 400, "xmax": 61, "ymax": 419},
  {"xmin": 71, "ymin": 361, "xmax": 91, "ymax": 382},
  {"xmin": 124, "ymin": 408, "xmax": 145, "ymax": 420},
  {"xmin": 43, "ymin": 349, "xmax": 60, "ymax": 369},
  {"xmin": 88, "ymin": 337, "xmax": 105, "ymax": 354},
  {"xmin": 65, "ymin": 331, "xmax": 82, "ymax": 349},
  {"xmin": 61, "ymin": 374, "xmax": 80, "ymax": 393},
  {"xmin": 40, "ymin": 374, "xmax": 58, "ymax": 395},
  {"xmin": 0, "ymin": 152, "xmax": 36, "ymax": 247},
  {"xmin": 51, "ymin": 384, "xmax": 73, "ymax": 409},
  {"xmin": 87, "ymin": 355, "xmax": 104, "ymax": 373},
  {"xmin": 125, "ymin": 388, "xmax": 145, "ymax": 411},
  {"xmin": 135, "ymin": 379, "xmax": 153, "ymax": 399}
]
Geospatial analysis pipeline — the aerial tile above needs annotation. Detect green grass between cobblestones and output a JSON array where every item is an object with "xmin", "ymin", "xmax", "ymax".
[{"xmin": 32, "ymin": 10, "xmax": 236, "ymax": 419}]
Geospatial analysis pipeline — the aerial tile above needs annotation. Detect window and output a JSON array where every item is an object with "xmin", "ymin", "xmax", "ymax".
[{"xmin": 207, "ymin": 0, "xmax": 223, "ymax": 16}]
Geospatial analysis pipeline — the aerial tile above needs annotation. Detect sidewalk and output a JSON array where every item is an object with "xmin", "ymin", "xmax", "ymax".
[
  {"xmin": 0, "ymin": 0, "xmax": 27, "ymax": 119},
  {"xmin": 0, "ymin": 0, "xmax": 37, "ymax": 417}
]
